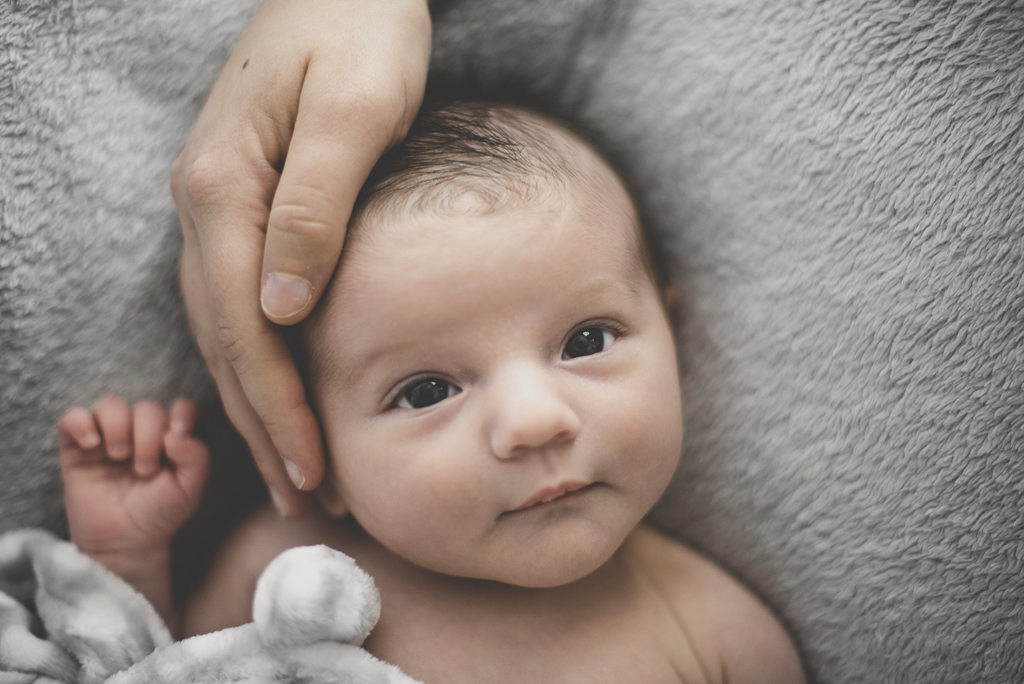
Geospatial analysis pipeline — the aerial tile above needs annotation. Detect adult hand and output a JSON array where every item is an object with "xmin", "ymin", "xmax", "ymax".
[{"xmin": 173, "ymin": 0, "xmax": 431, "ymax": 517}]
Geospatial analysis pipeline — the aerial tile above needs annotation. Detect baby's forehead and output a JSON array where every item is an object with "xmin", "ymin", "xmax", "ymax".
[
  {"xmin": 302, "ymin": 183, "xmax": 649, "ymax": 381},
  {"xmin": 345, "ymin": 165, "xmax": 648, "ymax": 286}
]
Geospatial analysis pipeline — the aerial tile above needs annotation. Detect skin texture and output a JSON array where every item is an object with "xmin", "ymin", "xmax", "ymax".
[{"xmin": 172, "ymin": 0, "xmax": 431, "ymax": 518}]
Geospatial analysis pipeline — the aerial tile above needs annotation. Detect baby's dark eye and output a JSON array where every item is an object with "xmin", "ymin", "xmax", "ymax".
[
  {"xmin": 562, "ymin": 327, "xmax": 616, "ymax": 360},
  {"xmin": 397, "ymin": 378, "xmax": 460, "ymax": 409}
]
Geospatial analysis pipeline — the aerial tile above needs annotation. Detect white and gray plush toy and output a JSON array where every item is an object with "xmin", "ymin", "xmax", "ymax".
[{"xmin": 0, "ymin": 530, "xmax": 420, "ymax": 684}]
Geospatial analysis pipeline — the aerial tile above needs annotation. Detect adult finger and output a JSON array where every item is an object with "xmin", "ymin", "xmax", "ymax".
[
  {"xmin": 178, "ymin": 232, "xmax": 313, "ymax": 518},
  {"xmin": 185, "ymin": 176, "xmax": 325, "ymax": 500}
]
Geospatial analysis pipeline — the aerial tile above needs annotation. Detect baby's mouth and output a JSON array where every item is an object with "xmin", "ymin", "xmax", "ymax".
[{"xmin": 509, "ymin": 481, "xmax": 598, "ymax": 513}]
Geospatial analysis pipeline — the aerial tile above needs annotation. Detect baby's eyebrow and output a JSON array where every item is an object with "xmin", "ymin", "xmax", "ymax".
[
  {"xmin": 342, "ymin": 339, "xmax": 416, "ymax": 385},
  {"xmin": 315, "ymin": 339, "xmax": 408, "ymax": 392}
]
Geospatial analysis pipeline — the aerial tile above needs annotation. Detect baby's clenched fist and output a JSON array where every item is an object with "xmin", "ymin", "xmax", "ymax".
[{"xmin": 58, "ymin": 396, "xmax": 210, "ymax": 559}]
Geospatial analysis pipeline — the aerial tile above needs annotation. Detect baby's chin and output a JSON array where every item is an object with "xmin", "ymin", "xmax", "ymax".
[
  {"xmin": 482, "ymin": 542, "xmax": 623, "ymax": 588},
  {"xmin": 384, "ymin": 518, "xmax": 632, "ymax": 589}
]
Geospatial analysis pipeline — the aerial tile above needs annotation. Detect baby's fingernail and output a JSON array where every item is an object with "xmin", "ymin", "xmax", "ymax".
[
  {"xmin": 283, "ymin": 459, "xmax": 306, "ymax": 489},
  {"xmin": 269, "ymin": 487, "xmax": 290, "ymax": 518},
  {"xmin": 171, "ymin": 417, "xmax": 189, "ymax": 434},
  {"xmin": 81, "ymin": 431, "xmax": 101, "ymax": 449},
  {"xmin": 262, "ymin": 273, "xmax": 311, "ymax": 319}
]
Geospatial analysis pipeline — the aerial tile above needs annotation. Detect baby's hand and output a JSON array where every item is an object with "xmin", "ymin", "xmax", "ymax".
[{"xmin": 58, "ymin": 396, "xmax": 210, "ymax": 557}]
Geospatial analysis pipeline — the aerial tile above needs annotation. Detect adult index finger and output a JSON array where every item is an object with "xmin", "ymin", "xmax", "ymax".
[{"xmin": 180, "ymin": 210, "xmax": 321, "ymax": 517}]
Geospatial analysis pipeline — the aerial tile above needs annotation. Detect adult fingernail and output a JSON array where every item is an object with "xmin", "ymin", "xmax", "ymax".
[
  {"xmin": 269, "ymin": 487, "xmax": 290, "ymax": 518},
  {"xmin": 262, "ymin": 273, "xmax": 311, "ymax": 319},
  {"xmin": 284, "ymin": 459, "xmax": 306, "ymax": 489}
]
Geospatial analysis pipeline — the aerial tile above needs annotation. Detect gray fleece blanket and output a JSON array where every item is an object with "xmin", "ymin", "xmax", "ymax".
[
  {"xmin": 1, "ymin": 1, "xmax": 1022, "ymax": 682},
  {"xmin": 0, "ymin": 530, "xmax": 418, "ymax": 684}
]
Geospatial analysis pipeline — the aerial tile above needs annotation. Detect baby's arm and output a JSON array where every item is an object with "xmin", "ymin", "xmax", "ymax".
[
  {"xmin": 182, "ymin": 504, "xmax": 332, "ymax": 637},
  {"xmin": 58, "ymin": 396, "xmax": 209, "ymax": 637}
]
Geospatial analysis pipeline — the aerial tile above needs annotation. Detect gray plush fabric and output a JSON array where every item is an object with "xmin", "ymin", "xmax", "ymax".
[{"xmin": 1, "ymin": 1, "xmax": 1021, "ymax": 682}]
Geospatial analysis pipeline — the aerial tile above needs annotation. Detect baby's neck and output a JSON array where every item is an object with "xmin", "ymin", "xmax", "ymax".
[
  {"xmin": 322, "ymin": 515, "xmax": 692, "ymax": 683},
  {"xmin": 335, "ymin": 513, "xmax": 631, "ymax": 602}
]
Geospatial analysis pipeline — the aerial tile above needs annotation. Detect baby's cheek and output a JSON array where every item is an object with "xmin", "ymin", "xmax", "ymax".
[
  {"xmin": 352, "ymin": 442, "xmax": 490, "ymax": 564},
  {"xmin": 601, "ymin": 374, "xmax": 683, "ymax": 494}
]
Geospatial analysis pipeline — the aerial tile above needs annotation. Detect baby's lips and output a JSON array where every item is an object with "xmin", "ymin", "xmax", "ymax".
[{"xmin": 511, "ymin": 480, "xmax": 595, "ymax": 512}]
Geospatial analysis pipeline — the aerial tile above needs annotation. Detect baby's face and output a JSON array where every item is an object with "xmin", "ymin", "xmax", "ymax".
[{"xmin": 306, "ymin": 187, "xmax": 683, "ymax": 587}]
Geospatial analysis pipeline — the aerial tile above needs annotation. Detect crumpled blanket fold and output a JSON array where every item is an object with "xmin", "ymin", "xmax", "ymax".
[{"xmin": 0, "ymin": 531, "xmax": 420, "ymax": 684}]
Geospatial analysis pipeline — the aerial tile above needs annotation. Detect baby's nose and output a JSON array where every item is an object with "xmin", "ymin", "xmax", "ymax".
[{"xmin": 487, "ymin": 362, "xmax": 581, "ymax": 460}]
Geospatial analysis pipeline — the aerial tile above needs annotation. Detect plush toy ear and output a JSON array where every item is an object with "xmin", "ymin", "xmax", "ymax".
[{"xmin": 317, "ymin": 475, "xmax": 349, "ymax": 517}]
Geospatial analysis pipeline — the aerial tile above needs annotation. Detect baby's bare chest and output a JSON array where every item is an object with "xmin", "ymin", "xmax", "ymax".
[
  {"xmin": 361, "ymin": 560, "xmax": 710, "ymax": 684},
  {"xmin": 242, "ymin": 515, "xmax": 719, "ymax": 684}
]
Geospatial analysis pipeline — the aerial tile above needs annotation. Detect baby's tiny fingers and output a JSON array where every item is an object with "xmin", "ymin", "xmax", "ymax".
[
  {"xmin": 169, "ymin": 398, "xmax": 199, "ymax": 435},
  {"xmin": 57, "ymin": 407, "xmax": 101, "ymax": 453},
  {"xmin": 93, "ymin": 395, "xmax": 133, "ymax": 460},
  {"xmin": 133, "ymin": 401, "xmax": 169, "ymax": 477}
]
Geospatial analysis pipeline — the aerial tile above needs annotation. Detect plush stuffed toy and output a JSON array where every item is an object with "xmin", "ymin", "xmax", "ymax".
[{"xmin": 0, "ymin": 531, "xmax": 419, "ymax": 684}]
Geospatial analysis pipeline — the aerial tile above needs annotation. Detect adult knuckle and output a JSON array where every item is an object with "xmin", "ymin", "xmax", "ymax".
[
  {"xmin": 181, "ymin": 144, "xmax": 233, "ymax": 210},
  {"xmin": 269, "ymin": 198, "xmax": 339, "ymax": 242},
  {"xmin": 216, "ymin": 323, "xmax": 248, "ymax": 367}
]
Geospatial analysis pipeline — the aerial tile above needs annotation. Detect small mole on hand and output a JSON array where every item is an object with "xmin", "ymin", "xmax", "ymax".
[{"xmin": 243, "ymin": 58, "xmax": 250, "ymax": 69}]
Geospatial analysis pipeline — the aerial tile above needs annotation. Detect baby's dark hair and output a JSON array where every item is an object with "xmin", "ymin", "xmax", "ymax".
[
  {"xmin": 352, "ymin": 101, "xmax": 583, "ymax": 225},
  {"xmin": 344, "ymin": 100, "xmax": 666, "ymax": 293}
]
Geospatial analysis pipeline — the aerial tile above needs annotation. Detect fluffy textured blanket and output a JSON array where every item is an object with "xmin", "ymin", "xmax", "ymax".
[
  {"xmin": 0, "ymin": 531, "xmax": 418, "ymax": 684},
  {"xmin": 1, "ymin": 1, "xmax": 1022, "ymax": 682}
]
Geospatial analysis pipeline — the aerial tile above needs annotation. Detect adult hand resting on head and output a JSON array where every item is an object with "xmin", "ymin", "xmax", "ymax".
[{"xmin": 172, "ymin": 0, "xmax": 431, "ymax": 518}]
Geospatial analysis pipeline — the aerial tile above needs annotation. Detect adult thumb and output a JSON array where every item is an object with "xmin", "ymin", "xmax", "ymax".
[{"xmin": 260, "ymin": 46, "xmax": 427, "ymax": 324}]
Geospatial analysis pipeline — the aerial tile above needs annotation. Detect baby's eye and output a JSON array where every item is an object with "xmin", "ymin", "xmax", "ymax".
[
  {"xmin": 396, "ymin": 378, "xmax": 461, "ymax": 409},
  {"xmin": 562, "ymin": 327, "xmax": 616, "ymax": 360}
]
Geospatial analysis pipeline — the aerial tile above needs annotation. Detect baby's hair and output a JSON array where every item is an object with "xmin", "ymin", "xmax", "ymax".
[
  {"xmin": 351, "ymin": 100, "xmax": 585, "ymax": 228},
  {"xmin": 345, "ymin": 100, "xmax": 666, "ymax": 294}
]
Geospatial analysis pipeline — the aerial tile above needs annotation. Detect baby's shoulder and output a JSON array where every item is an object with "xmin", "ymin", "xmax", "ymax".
[
  {"xmin": 182, "ymin": 504, "xmax": 350, "ymax": 637},
  {"xmin": 623, "ymin": 525, "xmax": 805, "ymax": 684}
]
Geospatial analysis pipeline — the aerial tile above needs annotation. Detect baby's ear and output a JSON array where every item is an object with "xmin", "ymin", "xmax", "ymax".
[{"xmin": 317, "ymin": 476, "xmax": 349, "ymax": 517}]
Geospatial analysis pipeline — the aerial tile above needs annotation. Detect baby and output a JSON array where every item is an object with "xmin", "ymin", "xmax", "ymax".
[{"xmin": 59, "ymin": 102, "xmax": 804, "ymax": 683}]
